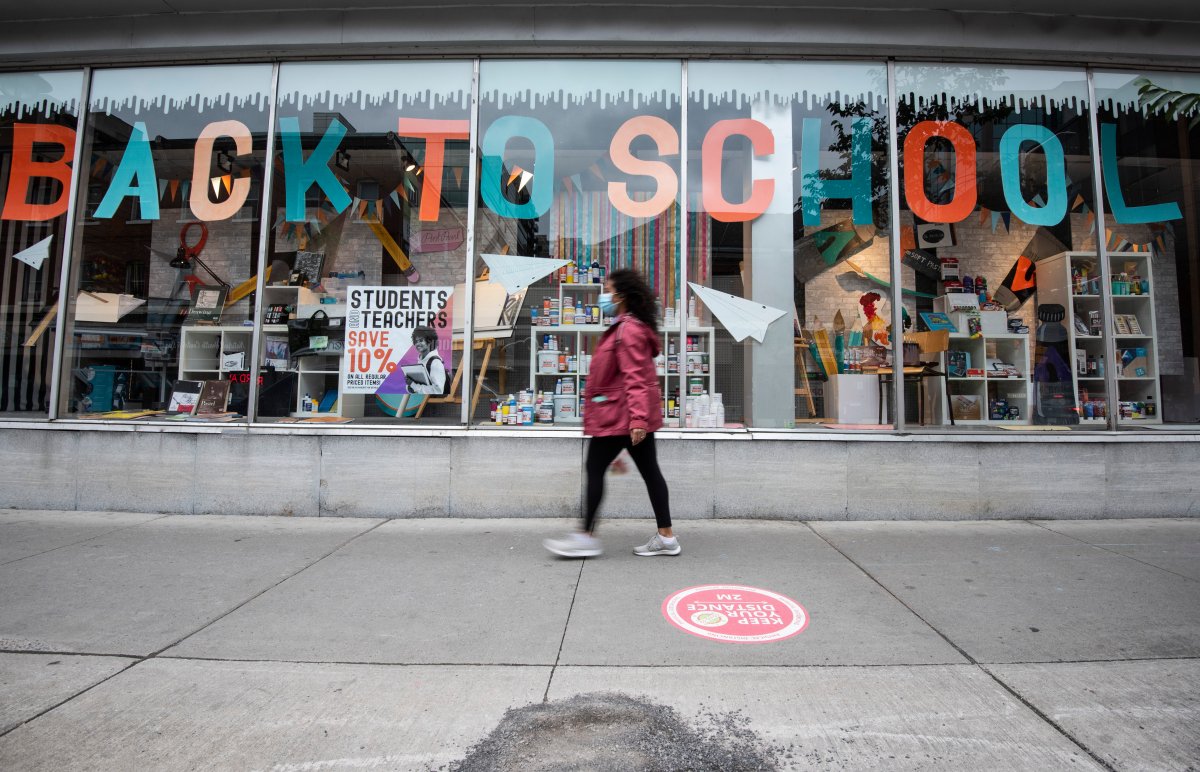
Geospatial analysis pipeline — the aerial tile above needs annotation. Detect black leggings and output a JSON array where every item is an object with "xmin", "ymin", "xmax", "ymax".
[{"xmin": 584, "ymin": 433, "xmax": 671, "ymax": 533}]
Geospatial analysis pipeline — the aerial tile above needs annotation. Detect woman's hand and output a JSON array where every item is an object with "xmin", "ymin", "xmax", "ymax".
[{"xmin": 630, "ymin": 427, "xmax": 647, "ymax": 445}]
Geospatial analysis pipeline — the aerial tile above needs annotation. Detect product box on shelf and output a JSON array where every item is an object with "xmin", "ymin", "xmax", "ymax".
[
  {"xmin": 933, "ymin": 293, "xmax": 979, "ymax": 314},
  {"xmin": 553, "ymin": 395, "xmax": 578, "ymax": 420},
  {"xmin": 537, "ymin": 351, "xmax": 559, "ymax": 374}
]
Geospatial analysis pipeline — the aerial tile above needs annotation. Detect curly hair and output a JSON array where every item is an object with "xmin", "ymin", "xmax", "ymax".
[{"xmin": 607, "ymin": 268, "xmax": 658, "ymax": 333}]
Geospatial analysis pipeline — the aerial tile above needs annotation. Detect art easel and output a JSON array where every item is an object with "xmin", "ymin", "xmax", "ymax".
[{"xmin": 415, "ymin": 265, "xmax": 518, "ymax": 420}]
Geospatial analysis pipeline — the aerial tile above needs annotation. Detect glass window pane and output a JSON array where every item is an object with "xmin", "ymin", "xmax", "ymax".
[
  {"xmin": 472, "ymin": 60, "xmax": 681, "ymax": 428},
  {"xmin": 686, "ymin": 62, "xmax": 891, "ymax": 429},
  {"xmin": 1094, "ymin": 71, "xmax": 1199, "ymax": 427},
  {"xmin": 0, "ymin": 71, "xmax": 82, "ymax": 418},
  {"xmin": 897, "ymin": 65, "xmax": 1095, "ymax": 428},
  {"xmin": 263, "ymin": 61, "xmax": 473, "ymax": 424},
  {"xmin": 62, "ymin": 65, "xmax": 272, "ymax": 419}
]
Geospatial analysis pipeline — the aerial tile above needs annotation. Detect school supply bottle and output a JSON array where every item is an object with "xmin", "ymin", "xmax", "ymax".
[{"xmin": 302, "ymin": 393, "xmax": 313, "ymax": 412}]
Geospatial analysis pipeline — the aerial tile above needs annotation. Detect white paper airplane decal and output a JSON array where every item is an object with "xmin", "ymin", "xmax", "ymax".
[
  {"xmin": 688, "ymin": 282, "xmax": 786, "ymax": 343},
  {"xmin": 481, "ymin": 253, "xmax": 569, "ymax": 294},
  {"xmin": 13, "ymin": 235, "xmax": 51, "ymax": 271}
]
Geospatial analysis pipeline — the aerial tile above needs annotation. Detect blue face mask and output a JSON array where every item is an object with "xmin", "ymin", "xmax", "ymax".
[{"xmin": 598, "ymin": 292, "xmax": 618, "ymax": 315}]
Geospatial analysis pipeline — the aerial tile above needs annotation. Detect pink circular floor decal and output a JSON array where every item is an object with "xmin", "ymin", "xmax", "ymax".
[{"xmin": 662, "ymin": 584, "xmax": 808, "ymax": 644}]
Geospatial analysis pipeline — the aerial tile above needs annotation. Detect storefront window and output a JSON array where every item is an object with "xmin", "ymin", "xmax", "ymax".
[
  {"xmin": 1094, "ymin": 71, "xmax": 1200, "ymax": 427},
  {"xmin": 896, "ymin": 65, "xmax": 1096, "ymax": 428},
  {"xmin": 0, "ymin": 71, "xmax": 82, "ymax": 418},
  {"xmin": 60, "ymin": 65, "xmax": 272, "ymax": 420},
  {"xmin": 263, "ymin": 62, "xmax": 472, "ymax": 424},
  {"xmin": 686, "ymin": 62, "xmax": 891, "ymax": 429},
  {"xmin": 471, "ymin": 60, "xmax": 681, "ymax": 428}
]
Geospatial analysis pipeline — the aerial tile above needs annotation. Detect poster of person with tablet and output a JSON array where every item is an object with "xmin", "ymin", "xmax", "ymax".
[{"xmin": 342, "ymin": 286, "xmax": 453, "ymax": 398}]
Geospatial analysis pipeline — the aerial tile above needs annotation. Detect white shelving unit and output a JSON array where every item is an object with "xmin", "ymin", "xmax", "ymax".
[
  {"xmin": 937, "ymin": 332, "xmax": 1032, "ymax": 424},
  {"xmin": 527, "ymin": 282, "xmax": 715, "ymax": 423},
  {"xmin": 178, "ymin": 285, "xmax": 361, "ymax": 418},
  {"xmin": 1036, "ymin": 251, "xmax": 1161, "ymax": 425}
]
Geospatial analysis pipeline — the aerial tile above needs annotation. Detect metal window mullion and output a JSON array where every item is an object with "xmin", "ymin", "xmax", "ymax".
[
  {"xmin": 885, "ymin": 59, "xmax": 906, "ymax": 429},
  {"xmin": 460, "ymin": 58, "xmax": 481, "ymax": 427},
  {"xmin": 246, "ymin": 62, "xmax": 281, "ymax": 425},
  {"xmin": 1085, "ymin": 68, "xmax": 1119, "ymax": 431},
  {"xmin": 678, "ymin": 60, "xmax": 689, "ymax": 427},
  {"xmin": 48, "ymin": 66, "xmax": 92, "ymax": 420}
]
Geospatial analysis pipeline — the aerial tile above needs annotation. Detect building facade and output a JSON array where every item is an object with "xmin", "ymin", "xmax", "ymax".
[{"xmin": 1, "ymin": 2, "xmax": 1198, "ymax": 518}]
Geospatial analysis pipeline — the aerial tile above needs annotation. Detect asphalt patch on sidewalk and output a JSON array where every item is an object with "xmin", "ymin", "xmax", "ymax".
[{"xmin": 442, "ymin": 691, "xmax": 782, "ymax": 771}]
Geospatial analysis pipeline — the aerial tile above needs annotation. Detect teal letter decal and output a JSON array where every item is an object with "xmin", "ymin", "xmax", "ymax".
[
  {"xmin": 280, "ymin": 116, "xmax": 352, "ymax": 222},
  {"xmin": 94, "ymin": 122, "xmax": 159, "ymax": 220},
  {"xmin": 1101, "ymin": 123, "xmax": 1182, "ymax": 224},
  {"xmin": 800, "ymin": 117, "xmax": 873, "ymax": 226},
  {"xmin": 1000, "ymin": 124, "xmax": 1067, "ymax": 226},
  {"xmin": 481, "ymin": 116, "xmax": 555, "ymax": 219}
]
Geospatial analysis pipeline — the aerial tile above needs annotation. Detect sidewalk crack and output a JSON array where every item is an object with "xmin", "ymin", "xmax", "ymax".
[{"xmin": 544, "ymin": 558, "xmax": 586, "ymax": 703}]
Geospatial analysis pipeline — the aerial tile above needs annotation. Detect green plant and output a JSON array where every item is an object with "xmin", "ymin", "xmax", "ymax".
[{"xmin": 1135, "ymin": 78, "xmax": 1200, "ymax": 129}]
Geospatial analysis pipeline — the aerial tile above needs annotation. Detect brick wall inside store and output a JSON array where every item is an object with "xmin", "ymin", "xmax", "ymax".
[{"xmin": 801, "ymin": 213, "xmax": 1183, "ymax": 376}]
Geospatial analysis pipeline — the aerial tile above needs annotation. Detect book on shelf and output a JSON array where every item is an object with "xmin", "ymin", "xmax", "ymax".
[
  {"xmin": 195, "ymin": 380, "xmax": 231, "ymax": 415},
  {"xmin": 946, "ymin": 350, "xmax": 969, "ymax": 378},
  {"xmin": 168, "ymin": 380, "xmax": 204, "ymax": 413}
]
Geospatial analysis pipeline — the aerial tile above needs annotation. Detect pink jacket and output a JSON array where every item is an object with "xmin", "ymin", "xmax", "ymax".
[{"xmin": 583, "ymin": 314, "xmax": 663, "ymax": 437}]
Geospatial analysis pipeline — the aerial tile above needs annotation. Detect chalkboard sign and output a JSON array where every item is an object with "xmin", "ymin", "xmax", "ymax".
[
  {"xmin": 902, "ymin": 248, "xmax": 941, "ymax": 279},
  {"xmin": 294, "ymin": 251, "xmax": 325, "ymax": 287}
]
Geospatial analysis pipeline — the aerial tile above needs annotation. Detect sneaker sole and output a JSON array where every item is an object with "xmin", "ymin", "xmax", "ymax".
[
  {"xmin": 544, "ymin": 544, "xmax": 603, "ymax": 558},
  {"xmin": 634, "ymin": 546, "xmax": 681, "ymax": 556}
]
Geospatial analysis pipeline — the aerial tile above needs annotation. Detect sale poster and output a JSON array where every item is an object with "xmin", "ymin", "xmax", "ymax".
[{"xmin": 342, "ymin": 286, "xmax": 454, "ymax": 396}]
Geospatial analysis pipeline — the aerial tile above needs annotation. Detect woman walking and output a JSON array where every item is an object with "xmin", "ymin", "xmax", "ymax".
[{"xmin": 544, "ymin": 269, "xmax": 679, "ymax": 559}]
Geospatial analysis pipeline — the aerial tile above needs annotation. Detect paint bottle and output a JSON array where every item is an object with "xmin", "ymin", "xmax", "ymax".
[{"xmin": 302, "ymin": 393, "xmax": 313, "ymax": 412}]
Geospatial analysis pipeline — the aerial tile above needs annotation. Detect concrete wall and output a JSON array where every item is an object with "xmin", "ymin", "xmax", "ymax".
[{"xmin": 2, "ymin": 425, "xmax": 1197, "ymax": 520}]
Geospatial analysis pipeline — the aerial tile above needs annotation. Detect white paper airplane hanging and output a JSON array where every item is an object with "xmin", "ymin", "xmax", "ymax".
[
  {"xmin": 687, "ymin": 282, "xmax": 786, "ymax": 343},
  {"xmin": 481, "ymin": 253, "xmax": 569, "ymax": 294},
  {"xmin": 13, "ymin": 235, "xmax": 51, "ymax": 271}
]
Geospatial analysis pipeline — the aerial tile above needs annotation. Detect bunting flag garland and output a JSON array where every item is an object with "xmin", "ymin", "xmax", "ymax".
[
  {"xmin": 210, "ymin": 177, "xmax": 222, "ymax": 196},
  {"xmin": 453, "ymin": 167, "xmax": 463, "ymax": 187},
  {"xmin": 389, "ymin": 190, "xmax": 401, "ymax": 209},
  {"xmin": 1001, "ymin": 212, "xmax": 1011, "ymax": 232},
  {"xmin": 979, "ymin": 207, "xmax": 990, "ymax": 226},
  {"xmin": 1086, "ymin": 212, "xmax": 1096, "ymax": 235},
  {"xmin": 1071, "ymin": 194, "xmax": 1085, "ymax": 212},
  {"xmin": 991, "ymin": 211, "xmax": 1003, "ymax": 233},
  {"xmin": 506, "ymin": 167, "xmax": 523, "ymax": 186},
  {"xmin": 221, "ymin": 174, "xmax": 232, "ymax": 194},
  {"xmin": 169, "ymin": 179, "xmax": 180, "ymax": 201},
  {"xmin": 587, "ymin": 163, "xmax": 605, "ymax": 183},
  {"xmin": 517, "ymin": 170, "xmax": 534, "ymax": 192},
  {"xmin": 158, "ymin": 179, "xmax": 169, "ymax": 200}
]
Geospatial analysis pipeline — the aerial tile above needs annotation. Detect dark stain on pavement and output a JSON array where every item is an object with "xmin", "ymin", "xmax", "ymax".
[{"xmin": 442, "ymin": 691, "xmax": 781, "ymax": 771}]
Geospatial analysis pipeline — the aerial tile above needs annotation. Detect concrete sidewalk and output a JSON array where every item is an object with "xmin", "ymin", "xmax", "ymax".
[{"xmin": 0, "ymin": 511, "xmax": 1197, "ymax": 770}]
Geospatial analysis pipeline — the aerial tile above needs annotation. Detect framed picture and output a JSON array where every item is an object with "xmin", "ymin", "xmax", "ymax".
[{"xmin": 187, "ymin": 285, "xmax": 227, "ymax": 323}]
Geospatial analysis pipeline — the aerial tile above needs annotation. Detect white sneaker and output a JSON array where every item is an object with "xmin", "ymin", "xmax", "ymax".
[
  {"xmin": 544, "ymin": 532, "xmax": 603, "ymax": 558},
  {"xmin": 634, "ymin": 534, "xmax": 681, "ymax": 557}
]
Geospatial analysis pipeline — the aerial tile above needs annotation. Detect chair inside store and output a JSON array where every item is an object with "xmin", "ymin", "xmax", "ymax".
[{"xmin": 877, "ymin": 330, "xmax": 954, "ymax": 426}]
